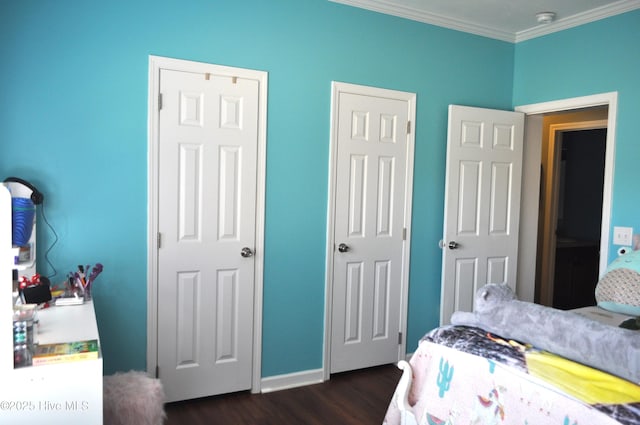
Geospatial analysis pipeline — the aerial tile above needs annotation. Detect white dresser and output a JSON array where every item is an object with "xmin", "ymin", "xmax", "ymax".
[{"xmin": 1, "ymin": 187, "xmax": 103, "ymax": 425}]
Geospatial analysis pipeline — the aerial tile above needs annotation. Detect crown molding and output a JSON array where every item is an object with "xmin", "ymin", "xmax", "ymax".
[
  {"xmin": 329, "ymin": 0, "xmax": 515, "ymax": 42},
  {"xmin": 516, "ymin": 0, "xmax": 640, "ymax": 42},
  {"xmin": 330, "ymin": 0, "xmax": 640, "ymax": 43}
]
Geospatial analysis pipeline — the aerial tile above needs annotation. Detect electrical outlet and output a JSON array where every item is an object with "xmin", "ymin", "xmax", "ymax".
[{"xmin": 613, "ymin": 226, "xmax": 633, "ymax": 246}]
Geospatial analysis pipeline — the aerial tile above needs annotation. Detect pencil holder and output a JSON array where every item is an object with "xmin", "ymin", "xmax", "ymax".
[{"xmin": 83, "ymin": 283, "xmax": 92, "ymax": 302}]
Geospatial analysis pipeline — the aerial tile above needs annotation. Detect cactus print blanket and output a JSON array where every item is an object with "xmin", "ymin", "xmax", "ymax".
[{"xmin": 383, "ymin": 326, "xmax": 640, "ymax": 425}]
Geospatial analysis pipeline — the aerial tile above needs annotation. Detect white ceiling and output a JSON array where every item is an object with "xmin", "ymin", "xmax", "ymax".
[{"xmin": 330, "ymin": 0, "xmax": 640, "ymax": 42}]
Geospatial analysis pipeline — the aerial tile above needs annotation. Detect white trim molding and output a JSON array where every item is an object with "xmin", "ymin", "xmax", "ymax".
[
  {"xmin": 330, "ymin": 0, "xmax": 514, "ymax": 41},
  {"xmin": 330, "ymin": 0, "xmax": 640, "ymax": 43},
  {"xmin": 516, "ymin": 0, "xmax": 640, "ymax": 42},
  {"xmin": 260, "ymin": 369, "xmax": 325, "ymax": 394},
  {"xmin": 516, "ymin": 92, "xmax": 618, "ymax": 279}
]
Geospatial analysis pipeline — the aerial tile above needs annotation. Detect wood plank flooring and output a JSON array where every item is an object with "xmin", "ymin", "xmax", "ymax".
[{"xmin": 164, "ymin": 364, "xmax": 402, "ymax": 425}]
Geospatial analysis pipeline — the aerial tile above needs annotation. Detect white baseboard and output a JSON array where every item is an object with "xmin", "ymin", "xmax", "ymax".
[
  {"xmin": 260, "ymin": 359, "xmax": 411, "ymax": 393},
  {"xmin": 260, "ymin": 368, "xmax": 325, "ymax": 393}
]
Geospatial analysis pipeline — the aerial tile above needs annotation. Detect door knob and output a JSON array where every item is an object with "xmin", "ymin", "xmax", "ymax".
[
  {"xmin": 448, "ymin": 241, "xmax": 459, "ymax": 250},
  {"xmin": 338, "ymin": 243, "xmax": 350, "ymax": 253},
  {"xmin": 240, "ymin": 247, "xmax": 254, "ymax": 257}
]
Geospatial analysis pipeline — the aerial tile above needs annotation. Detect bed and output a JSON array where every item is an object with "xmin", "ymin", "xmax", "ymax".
[
  {"xmin": 385, "ymin": 240, "xmax": 640, "ymax": 425},
  {"xmin": 383, "ymin": 324, "xmax": 640, "ymax": 425},
  {"xmin": 384, "ymin": 235, "xmax": 640, "ymax": 425}
]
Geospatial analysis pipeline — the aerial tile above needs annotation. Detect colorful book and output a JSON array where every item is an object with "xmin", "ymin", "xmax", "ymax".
[{"xmin": 32, "ymin": 339, "xmax": 99, "ymax": 366}]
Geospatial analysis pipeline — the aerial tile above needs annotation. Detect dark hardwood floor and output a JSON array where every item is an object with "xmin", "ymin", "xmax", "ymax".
[{"xmin": 164, "ymin": 364, "xmax": 402, "ymax": 425}]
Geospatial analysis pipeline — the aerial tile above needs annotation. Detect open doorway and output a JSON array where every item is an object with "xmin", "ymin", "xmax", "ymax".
[
  {"xmin": 535, "ymin": 107, "xmax": 608, "ymax": 309},
  {"xmin": 549, "ymin": 128, "xmax": 607, "ymax": 309}
]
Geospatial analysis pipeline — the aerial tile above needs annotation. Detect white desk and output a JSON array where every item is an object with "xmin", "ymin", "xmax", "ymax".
[
  {"xmin": 1, "ymin": 302, "xmax": 103, "ymax": 425},
  {"xmin": 37, "ymin": 302, "xmax": 101, "ymax": 345}
]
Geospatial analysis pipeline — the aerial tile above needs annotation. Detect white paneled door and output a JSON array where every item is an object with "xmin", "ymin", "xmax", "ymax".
[
  {"xmin": 440, "ymin": 105, "xmax": 524, "ymax": 325},
  {"xmin": 156, "ymin": 67, "xmax": 262, "ymax": 402},
  {"xmin": 329, "ymin": 83, "xmax": 415, "ymax": 374}
]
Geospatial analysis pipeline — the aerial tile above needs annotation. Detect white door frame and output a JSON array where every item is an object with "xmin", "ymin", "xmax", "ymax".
[
  {"xmin": 516, "ymin": 92, "xmax": 617, "ymax": 302},
  {"xmin": 146, "ymin": 55, "xmax": 268, "ymax": 393},
  {"xmin": 323, "ymin": 81, "xmax": 416, "ymax": 380}
]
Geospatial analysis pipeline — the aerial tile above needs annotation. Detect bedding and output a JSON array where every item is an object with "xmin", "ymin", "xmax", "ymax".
[
  {"xmin": 383, "ymin": 326, "xmax": 640, "ymax": 425},
  {"xmin": 451, "ymin": 283, "xmax": 640, "ymax": 383}
]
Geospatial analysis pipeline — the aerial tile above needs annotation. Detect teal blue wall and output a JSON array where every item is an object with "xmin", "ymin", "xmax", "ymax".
[
  {"xmin": 1, "ymin": 0, "xmax": 516, "ymax": 376},
  {"xmin": 513, "ymin": 10, "xmax": 640, "ymax": 264},
  {"xmin": 5, "ymin": 0, "xmax": 637, "ymax": 382}
]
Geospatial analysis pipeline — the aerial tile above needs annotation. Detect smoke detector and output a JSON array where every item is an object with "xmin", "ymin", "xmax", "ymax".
[{"xmin": 536, "ymin": 11, "xmax": 556, "ymax": 24}]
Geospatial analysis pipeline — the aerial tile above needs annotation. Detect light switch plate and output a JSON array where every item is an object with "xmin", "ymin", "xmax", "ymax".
[{"xmin": 613, "ymin": 226, "xmax": 633, "ymax": 245}]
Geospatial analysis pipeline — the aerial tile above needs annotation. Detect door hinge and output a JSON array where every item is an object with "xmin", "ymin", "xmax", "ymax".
[
  {"xmin": 157, "ymin": 232, "xmax": 162, "ymax": 249},
  {"xmin": 398, "ymin": 332, "xmax": 403, "ymax": 344},
  {"xmin": 403, "ymin": 228, "xmax": 407, "ymax": 241},
  {"xmin": 158, "ymin": 93, "xmax": 163, "ymax": 111},
  {"xmin": 155, "ymin": 365, "xmax": 159, "ymax": 379},
  {"xmin": 406, "ymin": 121, "xmax": 411, "ymax": 134}
]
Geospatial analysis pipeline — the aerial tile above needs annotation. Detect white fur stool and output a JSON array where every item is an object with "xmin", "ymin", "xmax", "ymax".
[{"xmin": 103, "ymin": 371, "xmax": 166, "ymax": 425}]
